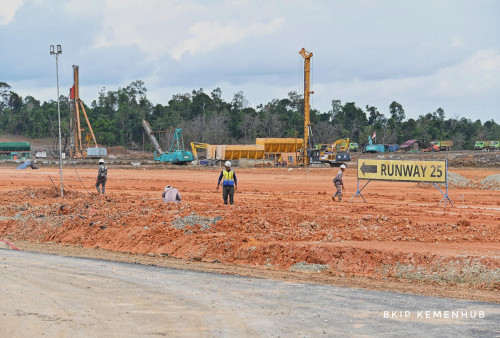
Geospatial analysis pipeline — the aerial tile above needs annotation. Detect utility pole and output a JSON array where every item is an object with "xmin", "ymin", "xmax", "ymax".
[
  {"xmin": 50, "ymin": 44, "xmax": 64, "ymax": 197},
  {"xmin": 299, "ymin": 48, "xmax": 313, "ymax": 165}
]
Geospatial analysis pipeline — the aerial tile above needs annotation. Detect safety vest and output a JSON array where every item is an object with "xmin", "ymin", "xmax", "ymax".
[{"xmin": 222, "ymin": 169, "xmax": 235, "ymax": 185}]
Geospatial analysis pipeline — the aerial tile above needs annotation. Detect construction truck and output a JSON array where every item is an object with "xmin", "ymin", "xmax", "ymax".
[
  {"xmin": 142, "ymin": 119, "xmax": 193, "ymax": 164},
  {"xmin": 423, "ymin": 140, "xmax": 453, "ymax": 152},
  {"xmin": 435, "ymin": 140, "xmax": 453, "ymax": 151},
  {"xmin": 489, "ymin": 141, "xmax": 500, "ymax": 150},
  {"xmin": 474, "ymin": 141, "xmax": 487, "ymax": 150},
  {"xmin": 349, "ymin": 142, "xmax": 359, "ymax": 152},
  {"xmin": 69, "ymin": 65, "xmax": 107, "ymax": 159},
  {"xmin": 423, "ymin": 142, "xmax": 440, "ymax": 152},
  {"xmin": 475, "ymin": 141, "xmax": 499, "ymax": 150}
]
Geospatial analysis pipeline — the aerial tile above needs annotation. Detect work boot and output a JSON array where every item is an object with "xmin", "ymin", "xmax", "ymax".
[{"xmin": 331, "ymin": 196, "xmax": 336, "ymax": 202}]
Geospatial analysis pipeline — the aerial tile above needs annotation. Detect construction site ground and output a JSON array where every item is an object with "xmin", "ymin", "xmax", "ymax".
[{"xmin": 0, "ymin": 161, "xmax": 499, "ymax": 303}]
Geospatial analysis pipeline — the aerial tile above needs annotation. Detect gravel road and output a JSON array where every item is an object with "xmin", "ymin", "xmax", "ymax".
[{"xmin": 1, "ymin": 249, "xmax": 499, "ymax": 337}]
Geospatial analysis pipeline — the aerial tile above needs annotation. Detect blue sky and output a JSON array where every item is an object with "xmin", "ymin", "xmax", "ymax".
[{"xmin": 1, "ymin": 0, "xmax": 499, "ymax": 122}]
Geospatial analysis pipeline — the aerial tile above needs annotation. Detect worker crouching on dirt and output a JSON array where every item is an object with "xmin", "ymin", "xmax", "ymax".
[
  {"xmin": 162, "ymin": 185, "xmax": 181, "ymax": 203},
  {"xmin": 95, "ymin": 159, "xmax": 107, "ymax": 194},
  {"xmin": 332, "ymin": 164, "xmax": 346, "ymax": 202},
  {"xmin": 216, "ymin": 161, "xmax": 237, "ymax": 205}
]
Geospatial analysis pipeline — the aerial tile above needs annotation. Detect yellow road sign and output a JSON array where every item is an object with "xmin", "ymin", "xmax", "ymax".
[{"xmin": 357, "ymin": 159, "xmax": 447, "ymax": 183}]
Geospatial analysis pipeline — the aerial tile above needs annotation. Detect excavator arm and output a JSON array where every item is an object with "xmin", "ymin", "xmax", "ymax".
[
  {"xmin": 190, "ymin": 142, "xmax": 209, "ymax": 160},
  {"xmin": 331, "ymin": 138, "xmax": 350, "ymax": 153}
]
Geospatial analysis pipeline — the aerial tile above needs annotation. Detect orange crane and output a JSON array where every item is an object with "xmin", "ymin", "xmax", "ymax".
[
  {"xmin": 299, "ymin": 48, "xmax": 314, "ymax": 165},
  {"xmin": 69, "ymin": 65, "xmax": 102, "ymax": 158}
]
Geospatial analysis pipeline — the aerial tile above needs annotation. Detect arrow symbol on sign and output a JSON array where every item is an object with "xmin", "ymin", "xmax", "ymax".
[{"xmin": 361, "ymin": 162, "xmax": 377, "ymax": 175}]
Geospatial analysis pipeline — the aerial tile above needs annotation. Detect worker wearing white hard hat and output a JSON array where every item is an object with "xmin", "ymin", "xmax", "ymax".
[
  {"xmin": 96, "ymin": 159, "xmax": 108, "ymax": 194},
  {"xmin": 216, "ymin": 160, "xmax": 238, "ymax": 205},
  {"xmin": 332, "ymin": 164, "xmax": 346, "ymax": 202}
]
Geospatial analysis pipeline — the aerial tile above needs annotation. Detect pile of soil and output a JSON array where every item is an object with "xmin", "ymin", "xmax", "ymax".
[
  {"xmin": 481, "ymin": 174, "xmax": 500, "ymax": 191},
  {"xmin": 417, "ymin": 171, "xmax": 474, "ymax": 189}
]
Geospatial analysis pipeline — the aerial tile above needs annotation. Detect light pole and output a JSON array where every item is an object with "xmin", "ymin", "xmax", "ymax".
[{"xmin": 50, "ymin": 44, "xmax": 64, "ymax": 197}]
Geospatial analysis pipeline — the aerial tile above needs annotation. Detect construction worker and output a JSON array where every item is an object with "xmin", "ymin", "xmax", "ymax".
[
  {"xmin": 332, "ymin": 164, "xmax": 346, "ymax": 202},
  {"xmin": 162, "ymin": 185, "xmax": 181, "ymax": 203},
  {"xmin": 95, "ymin": 159, "xmax": 107, "ymax": 194},
  {"xmin": 216, "ymin": 161, "xmax": 237, "ymax": 205}
]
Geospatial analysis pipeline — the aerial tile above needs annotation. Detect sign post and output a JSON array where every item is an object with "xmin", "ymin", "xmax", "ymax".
[{"xmin": 351, "ymin": 159, "xmax": 453, "ymax": 206}]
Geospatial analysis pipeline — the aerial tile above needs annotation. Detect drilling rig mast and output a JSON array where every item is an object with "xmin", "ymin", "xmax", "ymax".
[
  {"xmin": 299, "ymin": 48, "xmax": 313, "ymax": 165},
  {"xmin": 69, "ymin": 65, "xmax": 105, "ymax": 158}
]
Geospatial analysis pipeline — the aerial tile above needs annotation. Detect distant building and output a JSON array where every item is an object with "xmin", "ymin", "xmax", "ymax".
[
  {"xmin": 0, "ymin": 142, "xmax": 31, "ymax": 160},
  {"xmin": 399, "ymin": 139, "xmax": 421, "ymax": 152},
  {"xmin": 35, "ymin": 149, "xmax": 47, "ymax": 158}
]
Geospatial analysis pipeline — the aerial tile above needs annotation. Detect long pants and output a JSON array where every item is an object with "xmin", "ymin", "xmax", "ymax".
[
  {"xmin": 96, "ymin": 177, "xmax": 107, "ymax": 194},
  {"xmin": 222, "ymin": 185, "xmax": 234, "ymax": 205},
  {"xmin": 333, "ymin": 183, "xmax": 342, "ymax": 201}
]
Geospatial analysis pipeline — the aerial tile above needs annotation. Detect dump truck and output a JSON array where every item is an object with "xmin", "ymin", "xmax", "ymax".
[
  {"xmin": 475, "ymin": 141, "xmax": 499, "ymax": 150},
  {"xmin": 423, "ymin": 142, "xmax": 439, "ymax": 152},
  {"xmin": 433, "ymin": 140, "xmax": 453, "ymax": 151},
  {"xmin": 488, "ymin": 141, "xmax": 499, "ymax": 150},
  {"xmin": 474, "ymin": 141, "xmax": 487, "ymax": 150},
  {"xmin": 349, "ymin": 142, "xmax": 359, "ymax": 152}
]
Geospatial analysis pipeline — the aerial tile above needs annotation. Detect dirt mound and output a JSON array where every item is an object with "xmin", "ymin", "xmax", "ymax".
[
  {"xmin": 481, "ymin": 174, "xmax": 500, "ymax": 191},
  {"xmin": 447, "ymin": 172, "xmax": 475, "ymax": 188},
  {"xmin": 171, "ymin": 212, "xmax": 223, "ymax": 232},
  {"xmin": 417, "ymin": 171, "xmax": 474, "ymax": 189}
]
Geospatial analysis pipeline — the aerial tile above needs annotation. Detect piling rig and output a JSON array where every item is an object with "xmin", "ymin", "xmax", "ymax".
[{"xmin": 69, "ymin": 65, "xmax": 106, "ymax": 158}]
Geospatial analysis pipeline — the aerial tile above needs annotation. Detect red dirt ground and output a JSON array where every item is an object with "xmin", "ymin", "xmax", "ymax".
[{"xmin": 0, "ymin": 165, "xmax": 499, "ymax": 302}]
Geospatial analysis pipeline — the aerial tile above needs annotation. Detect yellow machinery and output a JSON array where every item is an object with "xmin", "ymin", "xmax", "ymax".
[
  {"xmin": 331, "ymin": 138, "xmax": 350, "ymax": 153},
  {"xmin": 206, "ymin": 144, "xmax": 265, "ymax": 160},
  {"xmin": 69, "ymin": 65, "xmax": 105, "ymax": 158},
  {"xmin": 190, "ymin": 142, "xmax": 210, "ymax": 160},
  {"xmin": 299, "ymin": 48, "xmax": 313, "ymax": 165},
  {"xmin": 257, "ymin": 137, "xmax": 303, "ymax": 165},
  {"xmin": 256, "ymin": 138, "xmax": 303, "ymax": 153},
  {"xmin": 318, "ymin": 138, "xmax": 351, "ymax": 166}
]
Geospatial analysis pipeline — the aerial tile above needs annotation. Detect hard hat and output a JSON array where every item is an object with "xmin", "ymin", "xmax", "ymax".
[
  {"xmin": 99, "ymin": 159, "xmax": 104, "ymax": 164},
  {"xmin": 224, "ymin": 161, "xmax": 232, "ymax": 167},
  {"xmin": 340, "ymin": 164, "xmax": 346, "ymax": 169}
]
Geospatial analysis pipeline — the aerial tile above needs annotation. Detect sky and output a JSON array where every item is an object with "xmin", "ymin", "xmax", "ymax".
[{"xmin": 1, "ymin": 0, "xmax": 499, "ymax": 122}]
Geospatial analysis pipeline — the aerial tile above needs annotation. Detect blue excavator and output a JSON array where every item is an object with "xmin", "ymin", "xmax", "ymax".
[
  {"xmin": 142, "ymin": 119, "xmax": 193, "ymax": 164},
  {"xmin": 364, "ymin": 135, "xmax": 385, "ymax": 153}
]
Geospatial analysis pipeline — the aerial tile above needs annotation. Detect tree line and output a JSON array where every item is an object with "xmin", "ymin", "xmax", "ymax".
[{"xmin": 1, "ymin": 81, "xmax": 499, "ymax": 151}]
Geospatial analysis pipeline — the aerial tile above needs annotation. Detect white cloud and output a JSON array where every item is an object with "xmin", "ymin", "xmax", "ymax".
[
  {"xmin": 432, "ymin": 49, "xmax": 500, "ymax": 96},
  {"xmin": 94, "ymin": 0, "xmax": 284, "ymax": 61},
  {"xmin": 0, "ymin": 0, "xmax": 24, "ymax": 25},
  {"xmin": 171, "ymin": 17, "xmax": 285, "ymax": 60},
  {"xmin": 310, "ymin": 49, "xmax": 500, "ymax": 119},
  {"xmin": 450, "ymin": 36, "xmax": 464, "ymax": 48},
  {"xmin": 94, "ymin": 0, "xmax": 204, "ymax": 59}
]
